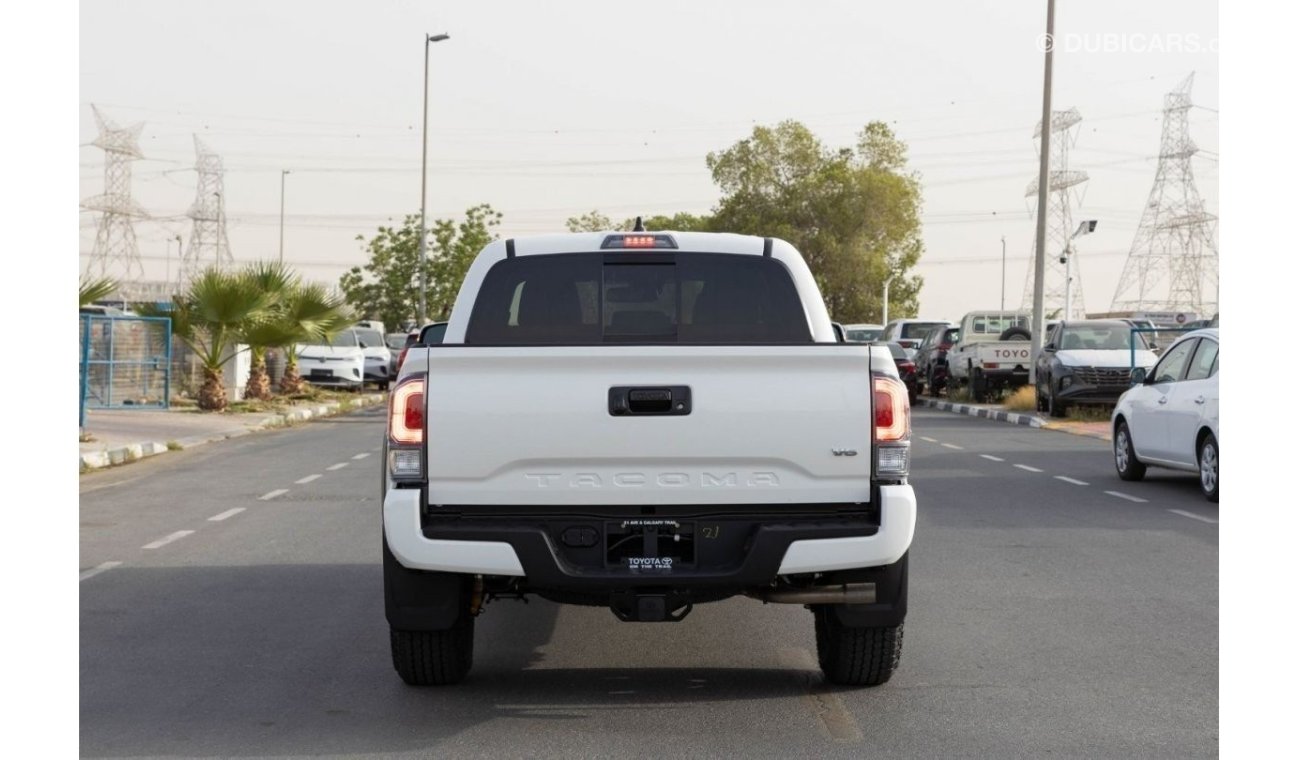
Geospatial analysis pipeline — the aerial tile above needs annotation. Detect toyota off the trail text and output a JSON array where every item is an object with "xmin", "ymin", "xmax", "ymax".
[{"xmin": 382, "ymin": 230, "xmax": 917, "ymax": 687}]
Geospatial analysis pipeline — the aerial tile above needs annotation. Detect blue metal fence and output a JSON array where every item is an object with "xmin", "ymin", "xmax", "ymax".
[{"xmin": 79, "ymin": 314, "xmax": 172, "ymax": 428}]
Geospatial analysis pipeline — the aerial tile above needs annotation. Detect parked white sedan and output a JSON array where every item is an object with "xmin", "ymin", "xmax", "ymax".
[{"xmin": 1111, "ymin": 329, "xmax": 1219, "ymax": 502}]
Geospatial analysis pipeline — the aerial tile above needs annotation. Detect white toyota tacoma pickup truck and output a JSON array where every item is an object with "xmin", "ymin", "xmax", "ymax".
[{"xmin": 382, "ymin": 230, "xmax": 917, "ymax": 687}]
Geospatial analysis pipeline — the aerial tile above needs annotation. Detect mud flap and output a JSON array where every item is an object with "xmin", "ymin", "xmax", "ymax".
[
  {"xmin": 384, "ymin": 534, "xmax": 470, "ymax": 631},
  {"xmin": 824, "ymin": 552, "xmax": 908, "ymax": 628}
]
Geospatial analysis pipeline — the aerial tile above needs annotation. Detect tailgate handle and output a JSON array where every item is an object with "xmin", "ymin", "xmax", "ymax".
[{"xmin": 609, "ymin": 386, "xmax": 691, "ymax": 416}]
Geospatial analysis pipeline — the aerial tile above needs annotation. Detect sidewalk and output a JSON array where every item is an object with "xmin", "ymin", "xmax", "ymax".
[
  {"xmin": 79, "ymin": 393, "xmax": 386, "ymax": 472},
  {"xmin": 916, "ymin": 397, "xmax": 1112, "ymax": 441}
]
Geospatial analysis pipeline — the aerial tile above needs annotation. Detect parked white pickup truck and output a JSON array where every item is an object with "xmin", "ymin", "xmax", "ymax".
[
  {"xmin": 383, "ymin": 230, "xmax": 917, "ymax": 687},
  {"xmin": 947, "ymin": 310, "xmax": 1035, "ymax": 402}
]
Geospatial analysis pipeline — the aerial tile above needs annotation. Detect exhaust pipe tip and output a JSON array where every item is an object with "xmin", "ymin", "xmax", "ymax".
[{"xmin": 748, "ymin": 582, "xmax": 876, "ymax": 605}]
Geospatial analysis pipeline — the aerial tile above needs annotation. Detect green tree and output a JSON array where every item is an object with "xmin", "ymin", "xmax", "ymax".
[
  {"xmin": 139, "ymin": 268, "xmax": 275, "ymax": 411},
  {"xmin": 565, "ymin": 210, "xmax": 618, "ymax": 233},
  {"xmin": 340, "ymin": 214, "xmax": 422, "ymax": 333},
  {"xmin": 706, "ymin": 120, "xmax": 923, "ymax": 323},
  {"xmin": 634, "ymin": 212, "xmax": 712, "ymax": 232},
  {"xmin": 276, "ymin": 284, "xmax": 353, "ymax": 395},
  {"xmin": 569, "ymin": 210, "xmax": 713, "ymax": 233},
  {"xmin": 79, "ymin": 277, "xmax": 117, "ymax": 307},
  {"xmin": 427, "ymin": 203, "xmax": 503, "ymax": 320},
  {"xmin": 342, "ymin": 205, "xmax": 503, "ymax": 326},
  {"xmin": 237, "ymin": 261, "xmax": 298, "ymax": 400}
]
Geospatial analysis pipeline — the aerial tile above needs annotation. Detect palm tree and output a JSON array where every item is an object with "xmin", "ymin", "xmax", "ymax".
[
  {"xmin": 79, "ymin": 277, "xmax": 117, "ymax": 307},
  {"xmin": 140, "ymin": 267, "xmax": 275, "ymax": 411},
  {"xmin": 277, "ymin": 284, "xmax": 352, "ymax": 395},
  {"xmin": 238, "ymin": 262, "xmax": 298, "ymax": 400}
]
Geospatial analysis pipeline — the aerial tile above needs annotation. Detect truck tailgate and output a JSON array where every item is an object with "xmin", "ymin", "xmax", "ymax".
[{"xmin": 418, "ymin": 345, "xmax": 875, "ymax": 506}]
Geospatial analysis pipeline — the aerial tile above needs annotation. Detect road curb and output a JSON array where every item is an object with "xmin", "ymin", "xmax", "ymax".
[
  {"xmin": 916, "ymin": 397, "xmax": 1044, "ymax": 428},
  {"xmin": 79, "ymin": 394, "xmax": 385, "ymax": 473}
]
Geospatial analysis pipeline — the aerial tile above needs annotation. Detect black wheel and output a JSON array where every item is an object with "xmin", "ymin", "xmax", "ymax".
[
  {"xmin": 384, "ymin": 536, "xmax": 475, "ymax": 686},
  {"xmin": 814, "ymin": 608, "xmax": 904, "ymax": 687},
  {"xmin": 1047, "ymin": 381, "xmax": 1068, "ymax": 418},
  {"xmin": 1114, "ymin": 419, "xmax": 1147, "ymax": 481},
  {"xmin": 390, "ymin": 617, "xmax": 474, "ymax": 686},
  {"xmin": 1198, "ymin": 433, "xmax": 1218, "ymax": 503},
  {"xmin": 927, "ymin": 368, "xmax": 943, "ymax": 397},
  {"xmin": 970, "ymin": 367, "xmax": 986, "ymax": 402},
  {"xmin": 1035, "ymin": 381, "xmax": 1048, "ymax": 412},
  {"xmin": 999, "ymin": 326, "xmax": 1032, "ymax": 341}
]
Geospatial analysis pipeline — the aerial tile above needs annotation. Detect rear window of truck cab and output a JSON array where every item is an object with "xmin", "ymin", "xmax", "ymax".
[{"xmin": 465, "ymin": 252, "xmax": 812, "ymax": 344}]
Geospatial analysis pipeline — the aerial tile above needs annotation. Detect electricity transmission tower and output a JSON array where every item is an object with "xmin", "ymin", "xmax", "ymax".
[
  {"xmin": 1021, "ymin": 107, "xmax": 1089, "ymax": 319},
  {"xmin": 1110, "ymin": 73, "xmax": 1218, "ymax": 315},
  {"xmin": 181, "ymin": 136, "xmax": 233, "ymax": 284},
  {"xmin": 81, "ymin": 105, "xmax": 148, "ymax": 286}
]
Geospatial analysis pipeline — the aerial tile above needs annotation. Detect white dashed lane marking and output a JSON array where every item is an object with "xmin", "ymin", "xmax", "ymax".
[
  {"xmin": 295, "ymin": 474, "xmax": 321, "ymax": 484},
  {"xmin": 1168, "ymin": 509, "xmax": 1217, "ymax": 524},
  {"xmin": 326, "ymin": 463, "xmax": 349, "ymax": 471},
  {"xmin": 1105, "ymin": 490, "xmax": 1148, "ymax": 503},
  {"xmin": 208, "ymin": 508, "xmax": 245, "ymax": 522},
  {"xmin": 259, "ymin": 489, "xmax": 290, "ymax": 501},
  {"xmin": 1014, "ymin": 464, "xmax": 1044, "ymax": 473},
  {"xmin": 1054, "ymin": 476, "xmax": 1089, "ymax": 486},
  {"xmin": 980, "ymin": 454, "xmax": 1005, "ymax": 462},
  {"xmin": 143, "ymin": 530, "xmax": 195, "ymax": 550},
  {"xmin": 920, "ymin": 436, "xmax": 938, "ymax": 443},
  {"xmin": 79, "ymin": 561, "xmax": 122, "ymax": 582},
  {"xmin": 940, "ymin": 443, "xmax": 963, "ymax": 450},
  {"xmin": 352, "ymin": 453, "xmax": 370, "ymax": 460}
]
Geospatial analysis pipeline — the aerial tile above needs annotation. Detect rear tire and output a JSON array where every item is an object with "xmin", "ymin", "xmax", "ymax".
[
  {"xmin": 1048, "ymin": 382, "xmax": 1068, "ymax": 418},
  {"xmin": 1114, "ymin": 419, "xmax": 1147, "ymax": 481},
  {"xmin": 390, "ymin": 617, "xmax": 474, "ymax": 686},
  {"xmin": 1199, "ymin": 433, "xmax": 1218, "ymax": 503},
  {"xmin": 970, "ymin": 367, "xmax": 986, "ymax": 402},
  {"xmin": 814, "ymin": 608, "xmax": 903, "ymax": 687},
  {"xmin": 928, "ymin": 368, "xmax": 945, "ymax": 397},
  {"xmin": 999, "ymin": 326, "xmax": 1031, "ymax": 341}
]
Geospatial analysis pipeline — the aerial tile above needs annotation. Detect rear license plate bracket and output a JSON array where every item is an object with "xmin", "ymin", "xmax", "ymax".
[{"xmin": 606, "ymin": 519, "xmax": 695, "ymax": 571}]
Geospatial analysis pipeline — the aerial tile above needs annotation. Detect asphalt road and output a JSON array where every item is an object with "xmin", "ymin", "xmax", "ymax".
[{"xmin": 80, "ymin": 406, "xmax": 1217, "ymax": 759}]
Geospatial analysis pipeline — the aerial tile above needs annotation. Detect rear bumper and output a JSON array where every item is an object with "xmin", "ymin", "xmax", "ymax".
[{"xmin": 381, "ymin": 484, "xmax": 916, "ymax": 584}]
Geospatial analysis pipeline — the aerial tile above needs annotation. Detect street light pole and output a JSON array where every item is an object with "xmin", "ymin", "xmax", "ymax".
[
  {"xmin": 1030, "ymin": 0, "xmax": 1056, "ymax": 385},
  {"xmin": 418, "ymin": 32, "xmax": 451, "ymax": 324},
  {"xmin": 171, "ymin": 234, "xmax": 182, "ymax": 287},
  {"xmin": 882, "ymin": 275, "xmax": 896, "ymax": 325},
  {"xmin": 1000, "ymin": 235, "xmax": 1007, "ymax": 312},
  {"xmin": 279, "ymin": 170, "xmax": 289, "ymax": 265},
  {"xmin": 1063, "ymin": 220, "xmax": 1098, "ymax": 321},
  {"xmin": 1063, "ymin": 242, "xmax": 1072, "ymax": 321}
]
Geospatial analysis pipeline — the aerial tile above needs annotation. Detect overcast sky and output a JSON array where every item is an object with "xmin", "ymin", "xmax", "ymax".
[{"xmin": 79, "ymin": 0, "xmax": 1218, "ymax": 320}]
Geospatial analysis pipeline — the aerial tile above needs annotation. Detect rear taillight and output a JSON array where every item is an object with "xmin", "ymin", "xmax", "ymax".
[
  {"xmin": 396, "ymin": 346, "xmax": 410, "ymax": 371},
  {"xmin": 873, "ymin": 374, "xmax": 910, "ymax": 480},
  {"xmin": 874, "ymin": 376, "xmax": 909, "ymax": 442},
  {"xmin": 389, "ymin": 378, "xmax": 424, "ymax": 444},
  {"xmin": 899, "ymin": 361, "xmax": 916, "ymax": 373},
  {"xmin": 388, "ymin": 376, "xmax": 425, "ymax": 482}
]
